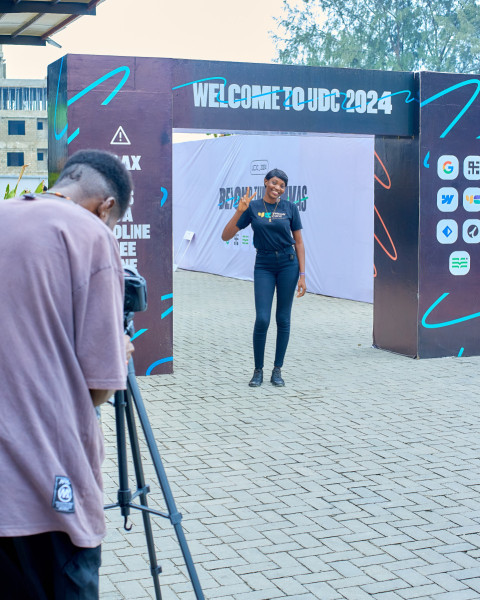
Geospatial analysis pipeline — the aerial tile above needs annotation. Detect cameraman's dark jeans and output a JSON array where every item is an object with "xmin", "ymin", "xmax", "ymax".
[
  {"xmin": 253, "ymin": 248, "xmax": 299, "ymax": 369},
  {"xmin": 0, "ymin": 531, "xmax": 101, "ymax": 600}
]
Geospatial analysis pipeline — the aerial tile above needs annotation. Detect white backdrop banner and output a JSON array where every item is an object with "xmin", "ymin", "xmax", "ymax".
[{"xmin": 173, "ymin": 134, "xmax": 374, "ymax": 302}]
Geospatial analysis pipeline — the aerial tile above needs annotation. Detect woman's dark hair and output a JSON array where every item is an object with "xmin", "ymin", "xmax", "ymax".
[
  {"xmin": 58, "ymin": 149, "xmax": 133, "ymax": 216},
  {"xmin": 265, "ymin": 168, "xmax": 288, "ymax": 186}
]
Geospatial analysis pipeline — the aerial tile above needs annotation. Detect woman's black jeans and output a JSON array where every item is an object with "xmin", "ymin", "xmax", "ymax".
[{"xmin": 253, "ymin": 247, "xmax": 299, "ymax": 369}]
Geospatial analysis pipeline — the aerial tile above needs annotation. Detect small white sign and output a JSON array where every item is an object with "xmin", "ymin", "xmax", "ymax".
[
  {"xmin": 111, "ymin": 126, "xmax": 131, "ymax": 145},
  {"xmin": 250, "ymin": 160, "xmax": 269, "ymax": 175}
]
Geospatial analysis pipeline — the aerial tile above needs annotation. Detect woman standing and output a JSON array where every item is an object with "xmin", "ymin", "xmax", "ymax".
[{"xmin": 222, "ymin": 168, "xmax": 306, "ymax": 387}]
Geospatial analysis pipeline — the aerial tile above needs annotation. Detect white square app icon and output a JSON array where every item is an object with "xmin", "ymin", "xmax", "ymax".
[
  {"xmin": 463, "ymin": 188, "xmax": 480, "ymax": 211},
  {"xmin": 449, "ymin": 251, "xmax": 470, "ymax": 275},
  {"xmin": 438, "ymin": 155, "xmax": 459, "ymax": 180},
  {"xmin": 463, "ymin": 219, "xmax": 480, "ymax": 243},
  {"xmin": 464, "ymin": 156, "xmax": 480, "ymax": 180},
  {"xmin": 437, "ymin": 219, "xmax": 458, "ymax": 244},
  {"xmin": 437, "ymin": 187, "xmax": 458, "ymax": 212}
]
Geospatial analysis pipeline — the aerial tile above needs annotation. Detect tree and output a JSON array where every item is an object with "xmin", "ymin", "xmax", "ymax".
[{"xmin": 272, "ymin": 0, "xmax": 480, "ymax": 73}]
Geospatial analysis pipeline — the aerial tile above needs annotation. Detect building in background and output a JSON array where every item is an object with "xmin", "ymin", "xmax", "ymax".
[{"xmin": 0, "ymin": 46, "xmax": 47, "ymax": 195}]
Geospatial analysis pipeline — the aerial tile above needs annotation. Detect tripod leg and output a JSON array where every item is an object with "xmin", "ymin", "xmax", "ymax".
[
  {"xmin": 124, "ymin": 387, "xmax": 163, "ymax": 600},
  {"xmin": 113, "ymin": 390, "xmax": 132, "ymax": 527},
  {"xmin": 127, "ymin": 364, "xmax": 205, "ymax": 600}
]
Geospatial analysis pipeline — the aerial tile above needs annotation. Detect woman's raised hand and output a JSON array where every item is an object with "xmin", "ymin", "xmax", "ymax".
[{"xmin": 238, "ymin": 187, "xmax": 256, "ymax": 213}]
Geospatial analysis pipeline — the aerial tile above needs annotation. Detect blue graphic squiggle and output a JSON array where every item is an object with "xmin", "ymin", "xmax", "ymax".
[
  {"xmin": 67, "ymin": 67, "xmax": 130, "ymax": 107},
  {"xmin": 172, "ymin": 76, "xmax": 227, "ymax": 90},
  {"xmin": 160, "ymin": 187, "xmax": 168, "ymax": 207},
  {"xmin": 146, "ymin": 356, "xmax": 173, "ymax": 376},
  {"xmin": 53, "ymin": 56, "xmax": 131, "ymax": 144},
  {"xmin": 130, "ymin": 328, "xmax": 148, "ymax": 341},
  {"xmin": 419, "ymin": 79, "xmax": 480, "ymax": 138},
  {"xmin": 161, "ymin": 293, "xmax": 173, "ymax": 319},
  {"xmin": 422, "ymin": 292, "xmax": 480, "ymax": 328},
  {"xmin": 218, "ymin": 195, "xmax": 238, "ymax": 208},
  {"xmin": 458, "ymin": 347, "xmax": 465, "ymax": 357}
]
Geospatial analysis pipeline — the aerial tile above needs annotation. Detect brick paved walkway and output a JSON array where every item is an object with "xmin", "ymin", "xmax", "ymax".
[{"xmin": 100, "ymin": 269, "xmax": 480, "ymax": 600}]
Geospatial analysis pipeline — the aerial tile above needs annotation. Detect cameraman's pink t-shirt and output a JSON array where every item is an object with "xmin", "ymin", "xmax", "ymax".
[{"xmin": 0, "ymin": 196, "xmax": 126, "ymax": 548}]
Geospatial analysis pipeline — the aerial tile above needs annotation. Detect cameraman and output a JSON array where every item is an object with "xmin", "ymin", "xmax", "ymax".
[{"xmin": 0, "ymin": 149, "xmax": 134, "ymax": 599}]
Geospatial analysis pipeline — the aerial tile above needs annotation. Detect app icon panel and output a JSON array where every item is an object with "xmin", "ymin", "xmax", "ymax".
[
  {"xmin": 463, "ymin": 187, "xmax": 480, "ymax": 212},
  {"xmin": 438, "ymin": 155, "xmax": 459, "ymax": 180},
  {"xmin": 437, "ymin": 219, "xmax": 458, "ymax": 244},
  {"xmin": 463, "ymin": 219, "xmax": 480, "ymax": 243},
  {"xmin": 437, "ymin": 187, "xmax": 458, "ymax": 212},
  {"xmin": 464, "ymin": 156, "xmax": 480, "ymax": 180},
  {"xmin": 449, "ymin": 251, "xmax": 470, "ymax": 275}
]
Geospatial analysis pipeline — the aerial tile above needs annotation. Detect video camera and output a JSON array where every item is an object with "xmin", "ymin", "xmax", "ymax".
[{"xmin": 124, "ymin": 266, "xmax": 147, "ymax": 335}]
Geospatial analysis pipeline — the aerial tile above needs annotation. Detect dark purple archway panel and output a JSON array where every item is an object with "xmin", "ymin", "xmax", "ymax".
[
  {"xmin": 418, "ymin": 72, "xmax": 480, "ymax": 358},
  {"xmin": 48, "ymin": 55, "xmax": 173, "ymax": 375},
  {"xmin": 374, "ymin": 71, "xmax": 480, "ymax": 358},
  {"xmin": 373, "ymin": 135, "xmax": 420, "ymax": 357}
]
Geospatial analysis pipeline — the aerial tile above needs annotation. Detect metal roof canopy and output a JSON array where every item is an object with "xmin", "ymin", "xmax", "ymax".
[{"xmin": 0, "ymin": 0, "xmax": 104, "ymax": 46}]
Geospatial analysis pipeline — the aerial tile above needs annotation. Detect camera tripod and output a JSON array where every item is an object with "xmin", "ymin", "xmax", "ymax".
[{"xmin": 104, "ymin": 353, "xmax": 204, "ymax": 600}]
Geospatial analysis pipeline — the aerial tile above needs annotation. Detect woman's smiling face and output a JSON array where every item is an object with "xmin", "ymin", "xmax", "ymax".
[{"xmin": 264, "ymin": 176, "xmax": 286, "ymax": 202}]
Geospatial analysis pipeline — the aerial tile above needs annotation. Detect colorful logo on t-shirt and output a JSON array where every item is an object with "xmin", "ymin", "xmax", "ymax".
[{"xmin": 257, "ymin": 211, "xmax": 287, "ymax": 220}]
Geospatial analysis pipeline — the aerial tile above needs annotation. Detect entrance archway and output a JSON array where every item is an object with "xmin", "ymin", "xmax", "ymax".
[{"xmin": 48, "ymin": 55, "xmax": 480, "ymax": 371}]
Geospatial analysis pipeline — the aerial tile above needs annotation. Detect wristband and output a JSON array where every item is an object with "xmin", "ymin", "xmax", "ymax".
[{"xmin": 299, "ymin": 272, "xmax": 305, "ymax": 276}]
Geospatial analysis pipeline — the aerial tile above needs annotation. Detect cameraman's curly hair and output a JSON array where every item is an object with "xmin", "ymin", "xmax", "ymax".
[{"xmin": 58, "ymin": 149, "xmax": 133, "ymax": 217}]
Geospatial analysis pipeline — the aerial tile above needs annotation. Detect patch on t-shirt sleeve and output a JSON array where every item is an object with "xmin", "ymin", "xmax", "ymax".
[{"xmin": 52, "ymin": 475, "xmax": 75, "ymax": 513}]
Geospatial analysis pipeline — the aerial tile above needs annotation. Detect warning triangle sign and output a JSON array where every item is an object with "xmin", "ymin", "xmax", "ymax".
[{"xmin": 110, "ymin": 126, "xmax": 131, "ymax": 145}]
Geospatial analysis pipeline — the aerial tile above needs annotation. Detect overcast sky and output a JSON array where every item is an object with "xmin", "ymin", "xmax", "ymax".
[{"xmin": 3, "ymin": 0, "xmax": 287, "ymax": 80}]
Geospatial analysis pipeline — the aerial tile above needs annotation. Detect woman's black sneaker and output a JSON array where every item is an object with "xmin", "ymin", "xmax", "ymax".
[
  {"xmin": 271, "ymin": 367, "xmax": 285, "ymax": 386},
  {"xmin": 249, "ymin": 369, "xmax": 263, "ymax": 387}
]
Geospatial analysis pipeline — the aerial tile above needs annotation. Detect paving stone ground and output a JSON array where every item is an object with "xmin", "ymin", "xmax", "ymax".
[{"xmin": 100, "ymin": 269, "xmax": 480, "ymax": 600}]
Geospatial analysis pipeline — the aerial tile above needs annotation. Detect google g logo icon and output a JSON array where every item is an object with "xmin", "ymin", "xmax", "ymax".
[{"xmin": 438, "ymin": 155, "xmax": 459, "ymax": 180}]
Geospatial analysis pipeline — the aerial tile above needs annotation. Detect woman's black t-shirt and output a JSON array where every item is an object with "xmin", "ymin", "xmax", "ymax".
[{"xmin": 236, "ymin": 199, "xmax": 303, "ymax": 251}]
